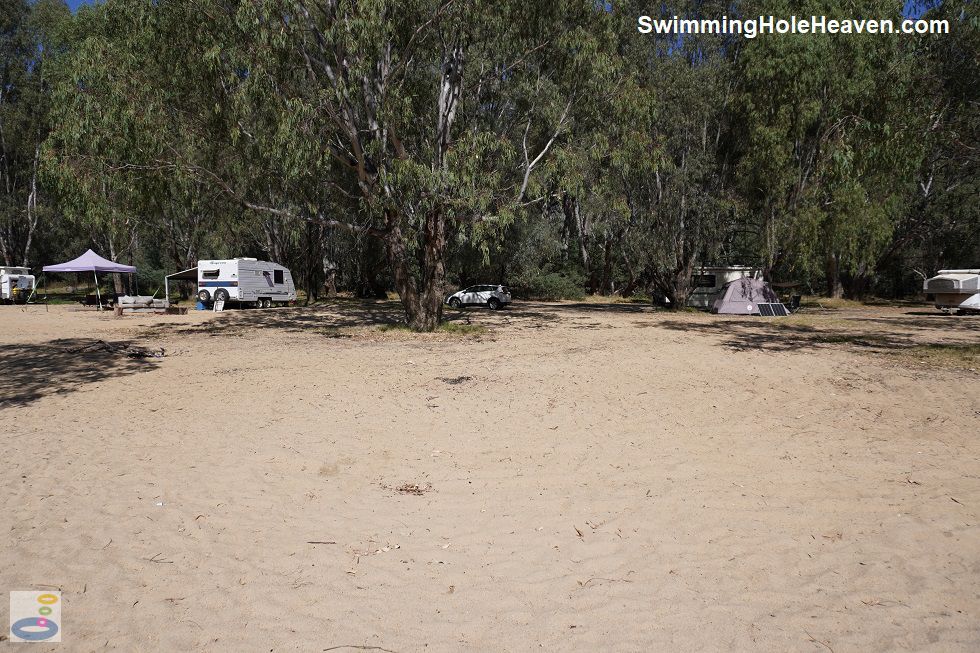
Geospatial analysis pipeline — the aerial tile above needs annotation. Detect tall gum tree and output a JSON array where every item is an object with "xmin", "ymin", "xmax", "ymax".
[
  {"xmin": 0, "ymin": 0, "xmax": 69, "ymax": 267},
  {"xmin": 224, "ymin": 0, "xmax": 608, "ymax": 330}
]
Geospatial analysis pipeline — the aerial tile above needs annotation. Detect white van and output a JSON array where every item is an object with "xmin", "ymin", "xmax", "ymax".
[{"xmin": 195, "ymin": 258, "xmax": 296, "ymax": 308}]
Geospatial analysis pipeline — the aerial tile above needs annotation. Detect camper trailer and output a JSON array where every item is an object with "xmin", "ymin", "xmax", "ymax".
[
  {"xmin": 193, "ymin": 258, "xmax": 296, "ymax": 308},
  {"xmin": 0, "ymin": 266, "xmax": 35, "ymax": 304},
  {"xmin": 923, "ymin": 269, "xmax": 980, "ymax": 314}
]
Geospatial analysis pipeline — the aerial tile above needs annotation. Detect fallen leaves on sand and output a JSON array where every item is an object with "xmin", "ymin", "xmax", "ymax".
[
  {"xmin": 382, "ymin": 482, "xmax": 433, "ymax": 496},
  {"xmin": 438, "ymin": 376, "xmax": 473, "ymax": 385}
]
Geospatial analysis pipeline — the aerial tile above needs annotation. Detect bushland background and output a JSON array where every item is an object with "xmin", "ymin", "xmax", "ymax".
[{"xmin": 1, "ymin": 0, "xmax": 977, "ymax": 328}]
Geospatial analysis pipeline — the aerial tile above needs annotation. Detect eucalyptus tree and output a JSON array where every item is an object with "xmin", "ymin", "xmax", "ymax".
[
  {"xmin": 0, "ymin": 0, "xmax": 69, "ymax": 267},
  {"xmin": 44, "ymin": 0, "xmax": 250, "ymax": 281},
  {"xmin": 881, "ymin": 0, "xmax": 980, "ymax": 289},
  {"xmin": 735, "ymin": 0, "xmax": 927, "ymax": 296},
  {"xmin": 589, "ymin": 0, "xmax": 739, "ymax": 306},
  {"xmin": 221, "ymin": 0, "xmax": 610, "ymax": 329}
]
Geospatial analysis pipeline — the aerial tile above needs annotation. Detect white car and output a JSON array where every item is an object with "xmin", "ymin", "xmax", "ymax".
[{"xmin": 446, "ymin": 284, "xmax": 512, "ymax": 310}]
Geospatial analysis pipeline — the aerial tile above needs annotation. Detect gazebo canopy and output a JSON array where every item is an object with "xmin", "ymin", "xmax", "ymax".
[{"xmin": 43, "ymin": 249, "xmax": 136, "ymax": 274}]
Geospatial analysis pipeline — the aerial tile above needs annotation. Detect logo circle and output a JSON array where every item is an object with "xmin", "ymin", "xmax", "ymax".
[{"xmin": 11, "ymin": 616, "xmax": 59, "ymax": 641}]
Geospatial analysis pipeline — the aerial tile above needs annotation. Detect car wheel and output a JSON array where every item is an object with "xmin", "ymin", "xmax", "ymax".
[
  {"xmin": 197, "ymin": 289, "xmax": 211, "ymax": 303},
  {"xmin": 449, "ymin": 297, "xmax": 461, "ymax": 308},
  {"xmin": 214, "ymin": 289, "xmax": 230, "ymax": 303},
  {"xmin": 487, "ymin": 297, "xmax": 501, "ymax": 310}
]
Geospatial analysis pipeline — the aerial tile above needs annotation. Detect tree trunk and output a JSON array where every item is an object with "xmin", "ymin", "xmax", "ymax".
[
  {"xmin": 567, "ymin": 195, "xmax": 592, "ymax": 287},
  {"xmin": 601, "ymin": 235, "xmax": 614, "ymax": 295},
  {"xmin": 382, "ymin": 209, "xmax": 447, "ymax": 332},
  {"xmin": 20, "ymin": 143, "xmax": 41, "ymax": 267},
  {"xmin": 356, "ymin": 237, "xmax": 388, "ymax": 299},
  {"xmin": 667, "ymin": 261, "xmax": 695, "ymax": 309},
  {"xmin": 323, "ymin": 267, "xmax": 337, "ymax": 297},
  {"xmin": 108, "ymin": 239, "xmax": 125, "ymax": 296},
  {"xmin": 825, "ymin": 254, "xmax": 843, "ymax": 298}
]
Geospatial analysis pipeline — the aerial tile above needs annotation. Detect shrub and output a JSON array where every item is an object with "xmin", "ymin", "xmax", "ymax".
[{"xmin": 512, "ymin": 271, "xmax": 586, "ymax": 301}]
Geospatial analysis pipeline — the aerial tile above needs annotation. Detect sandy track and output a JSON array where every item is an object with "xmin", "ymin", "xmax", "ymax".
[{"xmin": 1, "ymin": 301, "xmax": 978, "ymax": 651}]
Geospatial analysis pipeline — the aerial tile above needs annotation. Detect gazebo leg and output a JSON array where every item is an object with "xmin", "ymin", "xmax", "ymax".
[{"xmin": 94, "ymin": 271, "xmax": 102, "ymax": 310}]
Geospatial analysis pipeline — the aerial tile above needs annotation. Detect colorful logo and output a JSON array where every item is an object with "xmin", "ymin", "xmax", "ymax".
[{"xmin": 9, "ymin": 591, "xmax": 61, "ymax": 643}]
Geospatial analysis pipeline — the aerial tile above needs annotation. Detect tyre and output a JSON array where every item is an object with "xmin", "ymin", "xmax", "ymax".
[
  {"xmin": 448, "ymin": 297, "xmax": 461, "ymax": 308},
  {"xmin": 197, "ymin": 289, "xmax": 211, "ymax": 303},
  {"xmin": 263, "ymin": 298, "xmax": 272, "ymax": 308},
  {"xmin": 214, "ymin": 288, "xmax": 230, "ymax": 302},
  {"xmin": 487, "ymin": 297, "xmax": 501, "ymax": 310}
]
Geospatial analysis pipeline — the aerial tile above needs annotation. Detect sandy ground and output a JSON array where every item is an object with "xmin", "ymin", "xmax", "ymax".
[{"xmin": 1, "ymin": 299, "xmax": 978, "ymax": 651}]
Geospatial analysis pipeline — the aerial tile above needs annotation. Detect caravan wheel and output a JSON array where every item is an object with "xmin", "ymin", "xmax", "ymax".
[
  {"xmin": 197, "ymin": 289, "xmax": 211, "ymax": 303},
  {"xmin": 214, "ymin": 289, "xmax": 230, "ymax": 303}
]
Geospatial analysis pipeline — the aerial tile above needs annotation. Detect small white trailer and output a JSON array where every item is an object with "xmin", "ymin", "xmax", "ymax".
[
  {"xmin": 0, "ymin": 266, "xmax": 36, "ymax": 304},
  {"xmin": 923, "ymin": 269, "xmax": 980, "ymax": 314},
  {"xmin": 165, "ymin": 258, "xmax": 296, "ymax": 308}
]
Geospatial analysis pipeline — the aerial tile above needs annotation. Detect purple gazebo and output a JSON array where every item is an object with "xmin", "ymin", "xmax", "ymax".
[{"xmin": 43, "ymin": 249, "xmax": 137, "ymax": 309}]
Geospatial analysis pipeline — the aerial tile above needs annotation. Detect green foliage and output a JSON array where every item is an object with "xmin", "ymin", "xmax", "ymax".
[
  {"xmin": 512, "ymin": 271, "xmax": 586, "ymax": 301},
  {"xmin": 8, "ymin": 0, "xmax": 979, "ymax": 309}
]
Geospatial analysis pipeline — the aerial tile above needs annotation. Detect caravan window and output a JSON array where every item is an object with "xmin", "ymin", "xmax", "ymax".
[
  {"xmin": 202, "ymin": 270, "xmax": 220, "ymax": 279},
  {"xmin": 693, "ymin": 274, "xmax": 717, "ymax": 289},
  {"xmin": 274, "ymin": 270, "xmax": 284, "ymax": 284}
]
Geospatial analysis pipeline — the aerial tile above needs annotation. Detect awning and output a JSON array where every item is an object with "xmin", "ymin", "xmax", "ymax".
[
  {"xmin": 164, "ymin": 267, "xmax": 198, "ymax": 305},
  {"xmin": 43, "ymin": 249, "xmax": 136, "ymax": 273},
  {"xmin": 165, "ymin": 267, "xmax": 198, "ymax": 281}
]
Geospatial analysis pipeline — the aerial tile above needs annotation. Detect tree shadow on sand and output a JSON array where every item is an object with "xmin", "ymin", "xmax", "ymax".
[
  {"xmin": 138, "ymin": 298, "xmax": 580, "ymax": 338},
  {"xmin": 657, "ymin": 312, "xmax": 978, "ymax": 354},
  {"xmin": 139, "ymin": 298, "xmax": 406, "ymax": 339},
  {"xmin": 0, "ymin": 338, "xmax": 162, "ymax": 408}
]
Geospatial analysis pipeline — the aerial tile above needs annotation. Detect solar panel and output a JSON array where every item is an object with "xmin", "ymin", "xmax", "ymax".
[{"xmin": 757, "ymin": 303, "xmax": 789, "ymax": 317}]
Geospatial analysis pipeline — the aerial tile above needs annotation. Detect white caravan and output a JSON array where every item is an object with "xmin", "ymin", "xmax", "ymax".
[
  {"xmin": 0, "ymin": 266, "xmax": 36, "ymax": 304},
  {"xmin": 923, "ymin": 269, "xmax": 980, "ymax": 314},
  {"xmin": 195, "ymin": 258, "xmax": 296, "ymax": 308}
]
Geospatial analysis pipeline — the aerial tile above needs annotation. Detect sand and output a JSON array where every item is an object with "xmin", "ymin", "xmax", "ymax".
[{"xmin": 1, "ymin": 300, "xmax": 978, "ymax": 651}]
